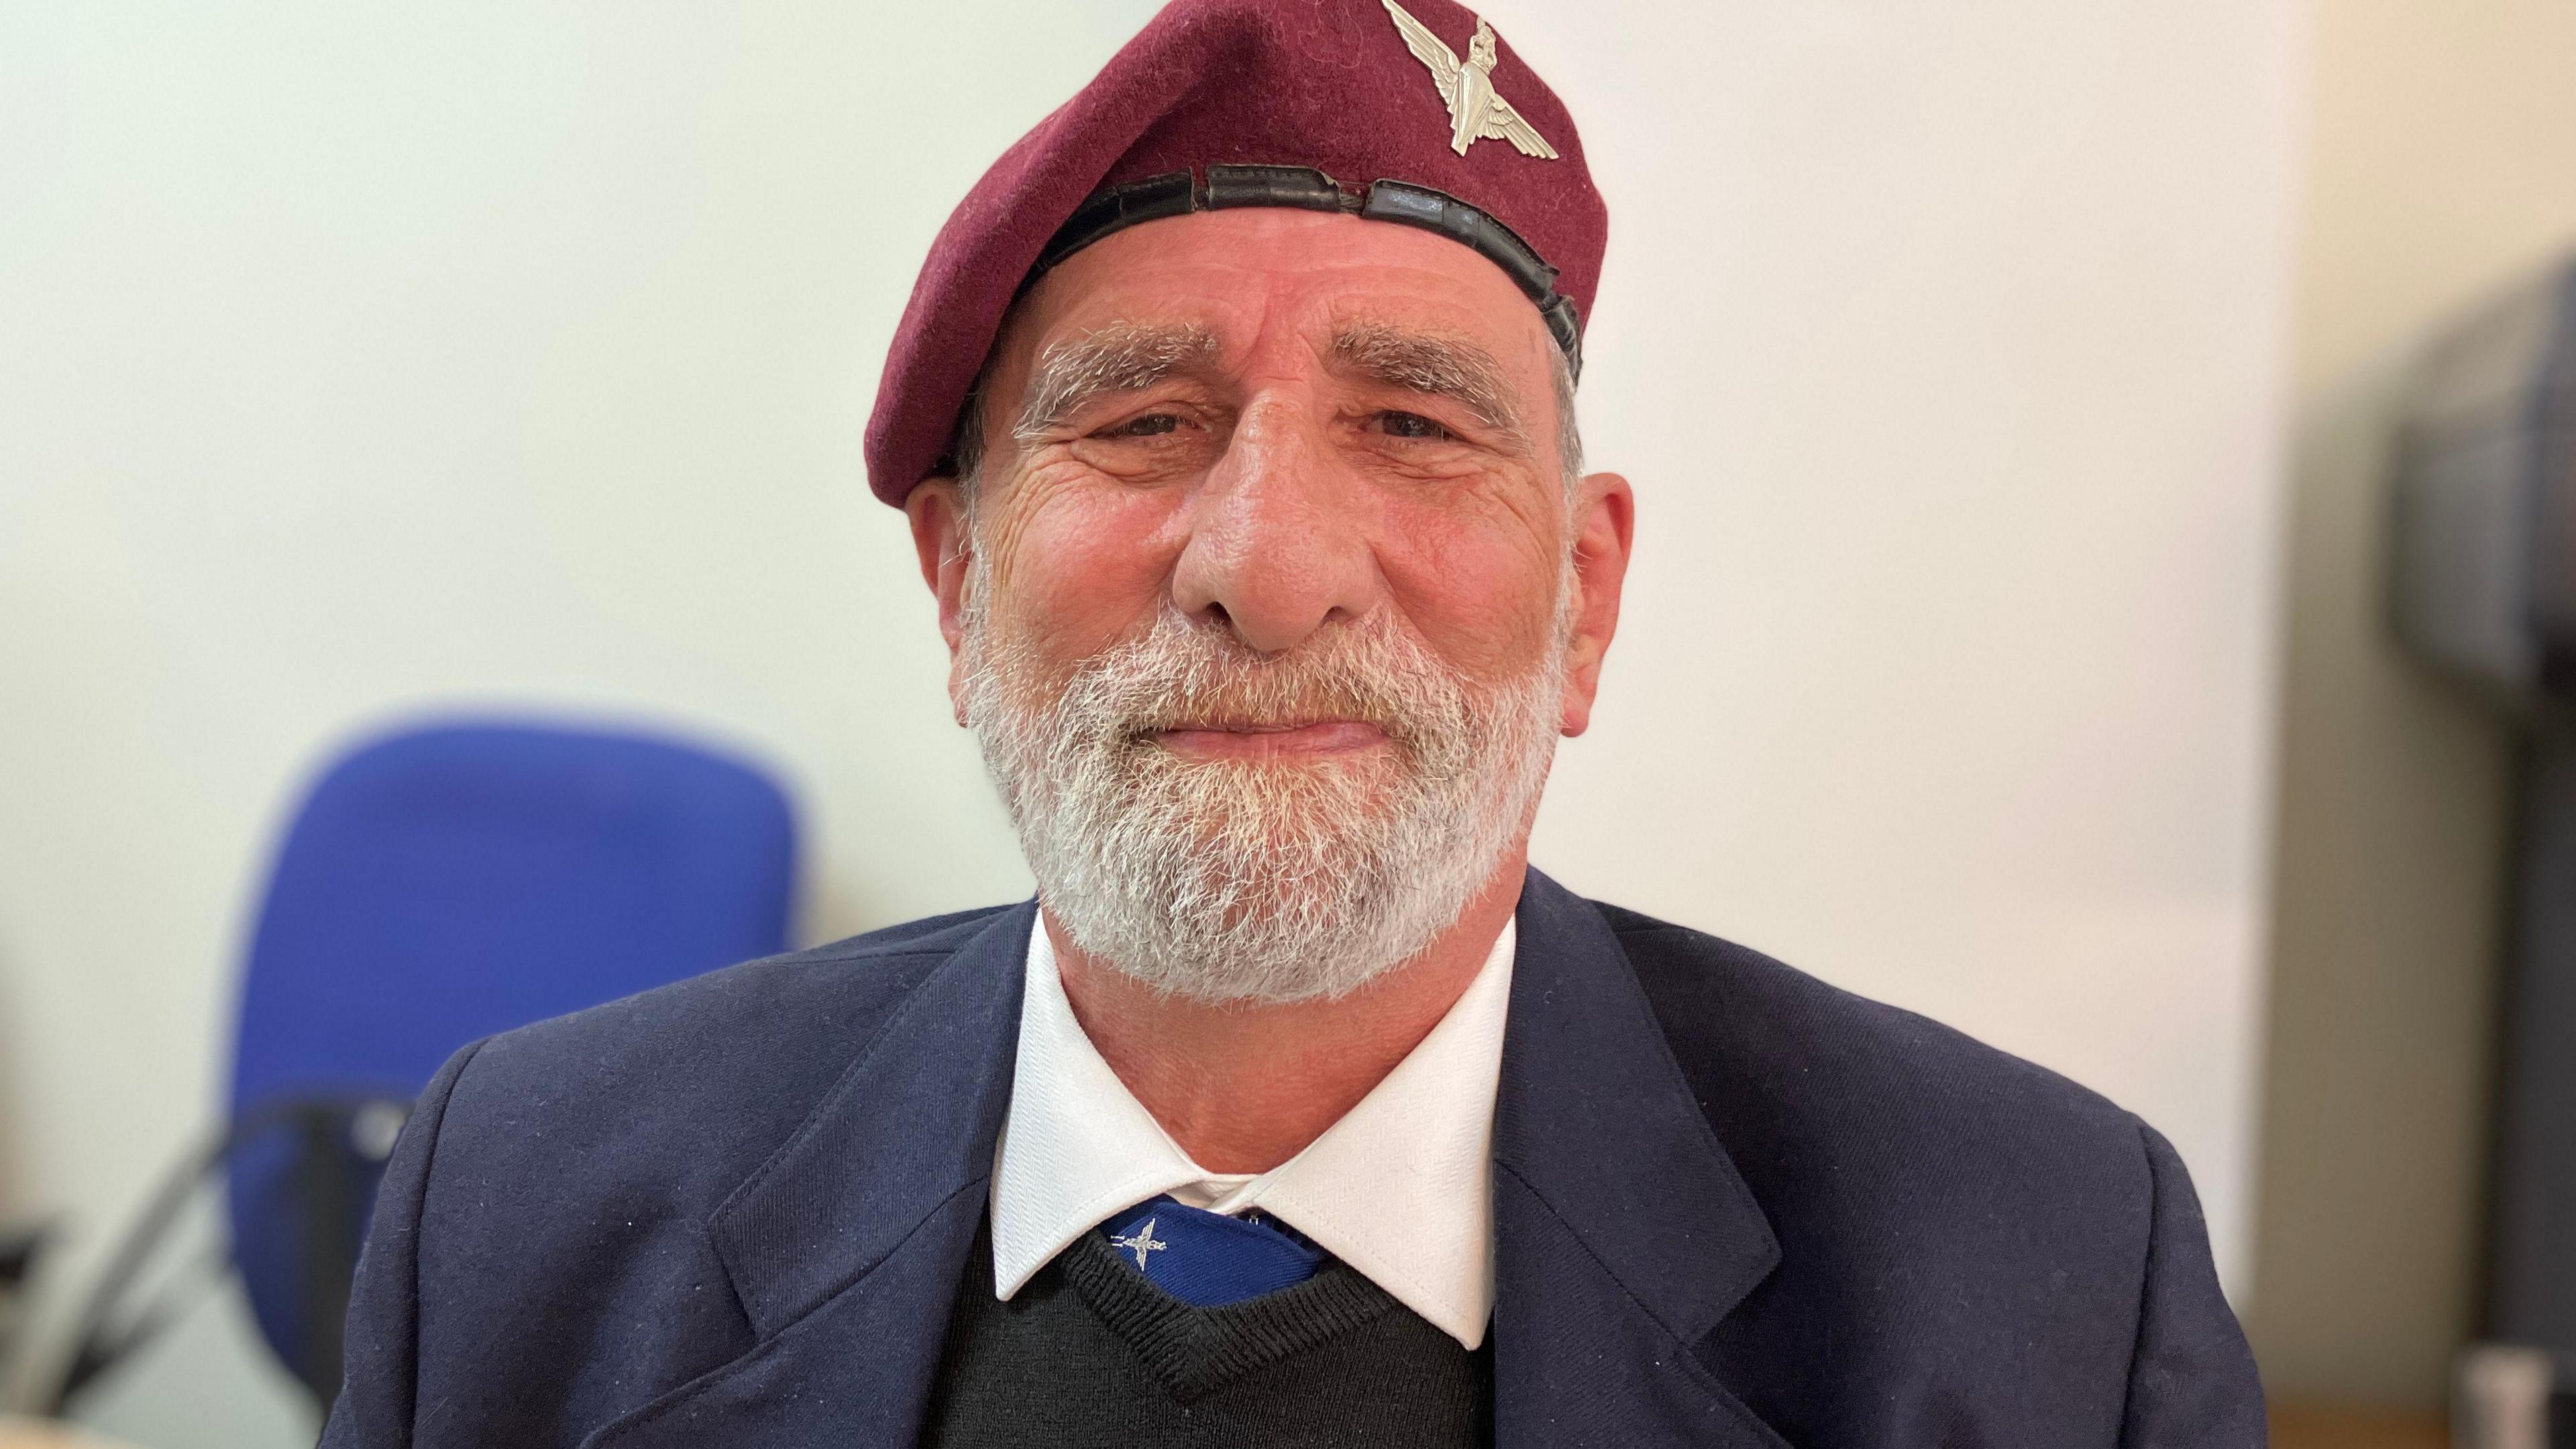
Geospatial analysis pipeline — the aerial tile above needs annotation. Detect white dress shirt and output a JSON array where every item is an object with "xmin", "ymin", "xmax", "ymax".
[{"xmin": 988, "ymin": 913, "xmax": 1516, "ymax": 1349}]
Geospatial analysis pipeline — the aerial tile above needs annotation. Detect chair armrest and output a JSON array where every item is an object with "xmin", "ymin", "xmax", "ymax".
[{"xmin": 0, "ymin": 1223, "xmax": 47, "ymax": 1292}]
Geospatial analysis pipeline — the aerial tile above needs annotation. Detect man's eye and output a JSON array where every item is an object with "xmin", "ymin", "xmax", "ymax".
[
  {"xmin": 1377, "ymin": 411, "xmax": 1450, "ymax": 441},
  {"xmin": 1103, "ymin": 413, "xmax": 1183, "ymax": 438}
]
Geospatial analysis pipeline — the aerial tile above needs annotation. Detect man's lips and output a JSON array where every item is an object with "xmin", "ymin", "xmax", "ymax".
[{"xmin": 1148, "ymin": 720, "xmax": 1391, "ymax": 761}]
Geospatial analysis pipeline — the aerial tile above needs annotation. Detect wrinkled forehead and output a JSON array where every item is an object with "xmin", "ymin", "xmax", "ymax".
[{"xmin": 989, "ymin": 209, "xmax": 1562, "ymax": 400}]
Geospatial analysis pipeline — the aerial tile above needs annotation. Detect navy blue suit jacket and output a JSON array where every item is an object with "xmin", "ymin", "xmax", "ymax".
[{"xmin": 319, "ymin": 870, "xmax": 2264, "ymax": 1447}]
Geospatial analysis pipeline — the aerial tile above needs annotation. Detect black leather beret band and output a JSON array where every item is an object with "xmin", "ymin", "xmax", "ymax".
[{"xmin": 1030, "ymin": 164, "xmax": 1582, "ymax": 378}]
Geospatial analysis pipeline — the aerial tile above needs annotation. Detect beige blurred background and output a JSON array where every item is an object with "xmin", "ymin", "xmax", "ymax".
[
  {"xmin": 0, "ymin": 0, "xmax": 2566, "ymax": 1444},
  {"xmin": 2251, "ymin": 0, "xmax": 2576, "ymax": 1432}
]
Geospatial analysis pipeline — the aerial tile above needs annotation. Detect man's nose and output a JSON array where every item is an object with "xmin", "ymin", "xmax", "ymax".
[{"xmin": 1169, "ymin": 403, "xmax": 1379, "ymax": 653}]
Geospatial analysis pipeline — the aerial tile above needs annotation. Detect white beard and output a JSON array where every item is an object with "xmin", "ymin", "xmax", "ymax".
[{"xmin": 959, "ymin": 571, "xmax": 1570, "ymax": 1005}]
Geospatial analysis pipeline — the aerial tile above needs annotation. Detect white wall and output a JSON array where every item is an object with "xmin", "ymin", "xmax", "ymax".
[{"xmin": 0, "ymin": 2, "xmax": 2302, "ymax": 1440}]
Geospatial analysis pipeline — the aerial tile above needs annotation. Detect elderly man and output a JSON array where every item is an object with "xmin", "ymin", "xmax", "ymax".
[{"xmin": 323, "ymin": 1, "xmax": 2264, "ymax": 1445}]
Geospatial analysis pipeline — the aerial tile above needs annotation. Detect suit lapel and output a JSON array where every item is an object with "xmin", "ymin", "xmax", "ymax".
[
  {"xmin": 582, "ymin": 903, "xmax": 1034, "ymax": 1449},
  {"xmin": 1494, "ymin": 871, "xmax": 1793, "ymax": 1449}
]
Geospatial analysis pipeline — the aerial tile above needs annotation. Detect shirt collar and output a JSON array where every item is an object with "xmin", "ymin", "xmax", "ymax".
[{"xmin": 988, "ymin": 913, "xmax": 1517, "ymax": 1349}]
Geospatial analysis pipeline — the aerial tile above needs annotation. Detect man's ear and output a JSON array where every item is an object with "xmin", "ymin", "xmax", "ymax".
[
  {"xmin": 1558, "ymin": 471, "xmax": 1635, "ymax": 739},
  {"xmin": 906, "ymin": 478, "xmax": 973, "ymax": 650},
  {"xmin": 904, "ymin": 478, "xmax": 975, "ymax": 725}
]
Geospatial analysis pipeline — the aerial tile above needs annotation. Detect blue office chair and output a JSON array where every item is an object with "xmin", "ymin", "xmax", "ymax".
[{"xmin": 47, "ymin": 720, "xmax": 797, "ymax": 1413}]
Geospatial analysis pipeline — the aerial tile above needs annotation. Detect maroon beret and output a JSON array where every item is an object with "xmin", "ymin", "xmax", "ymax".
[{"xmin": 863, "ymin": 0, "xmax": 1607, "ymax": 506}]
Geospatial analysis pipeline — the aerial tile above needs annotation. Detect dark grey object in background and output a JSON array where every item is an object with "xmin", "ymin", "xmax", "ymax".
[
  {"xmin": 2393, "ymin": 256, "xmax": 2576, "ymax": 702},
  {"xmin": 2489, "ymin": 743, "xmax": 2576, "ymax": 1356},
  {"xmin": 2392, "ymin": 254, "xmax": 2576, "ymax": 1387}
]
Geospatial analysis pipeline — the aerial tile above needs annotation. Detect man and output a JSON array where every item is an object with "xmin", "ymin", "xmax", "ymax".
[{"xmin": 323, "ymin": 1, "xmax": 2265, "ymax": 1444}]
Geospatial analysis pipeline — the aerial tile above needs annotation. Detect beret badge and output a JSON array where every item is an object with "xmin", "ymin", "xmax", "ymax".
[{"xmin": 1381, "ymin": 0, "xmax": 1558, "ymax": 160}]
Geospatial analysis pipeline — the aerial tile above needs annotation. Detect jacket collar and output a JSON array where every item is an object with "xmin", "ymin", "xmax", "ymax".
[
  {"xmin": 583, "ymin": 901, "xmax": 1033, "ymax": 1449},
  {"xmin": 584, "ymin": 877, "xmax": 1789, "ymax": 1448},
  {"xmin": 1492, "ymin": 869, "xmax": 1788, "ymax": 1448}
]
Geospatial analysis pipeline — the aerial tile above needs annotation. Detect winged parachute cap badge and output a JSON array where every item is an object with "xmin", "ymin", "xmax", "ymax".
[{"xmin": 1381, "ymin": 0, "xmax": 1560, "ymax": 160}]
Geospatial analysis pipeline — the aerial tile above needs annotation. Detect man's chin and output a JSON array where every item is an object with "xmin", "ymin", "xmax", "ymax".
[{"xmin": 1126, "ymin": 760, "xmax": 1413, "ymax": 832}]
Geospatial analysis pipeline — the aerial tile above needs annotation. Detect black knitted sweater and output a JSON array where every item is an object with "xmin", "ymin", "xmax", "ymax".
[{"xmin": 920, "ymin": 1219, "xmax": 1493, "ymax": 1447}]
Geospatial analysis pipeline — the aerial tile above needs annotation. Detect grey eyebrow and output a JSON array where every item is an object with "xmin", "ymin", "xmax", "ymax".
[
  {"xmin": 1012, "ymin": 322, "xmax": 1220, "ymax": 442},
  {"xmin": 1329, "ymin": 323, "xmax": 1524, "ymax": 439}
]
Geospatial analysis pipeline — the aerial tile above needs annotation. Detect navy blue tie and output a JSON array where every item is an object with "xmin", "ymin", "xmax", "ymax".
[{"xmin": 1097, "ymin": 1195, "xmax": 1326, "ymax": 1306}]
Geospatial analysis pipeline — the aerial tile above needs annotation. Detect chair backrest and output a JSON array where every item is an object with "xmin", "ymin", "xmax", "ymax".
[{"xmin": 223, "ymin": 720, "xmax": 796, "ymax": 1391}]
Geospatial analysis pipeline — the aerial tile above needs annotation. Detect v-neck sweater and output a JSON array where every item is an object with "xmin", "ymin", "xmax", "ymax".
[{"xmin": 921, "ymin": 1218, "xmax": 1493, "ymax": 1447}]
